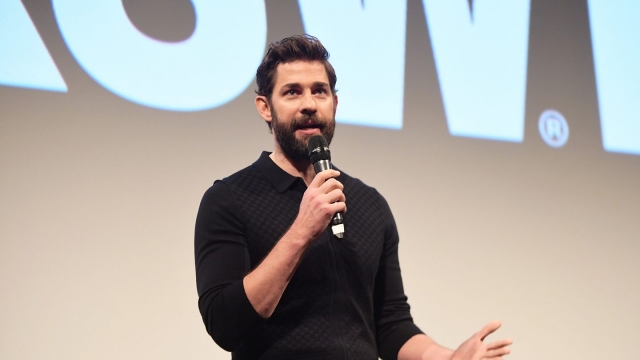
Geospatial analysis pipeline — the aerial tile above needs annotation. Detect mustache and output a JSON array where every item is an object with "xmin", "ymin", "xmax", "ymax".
[{"xmin": 290, "ymin": 115, "xmax": 326, "ymax": 129}]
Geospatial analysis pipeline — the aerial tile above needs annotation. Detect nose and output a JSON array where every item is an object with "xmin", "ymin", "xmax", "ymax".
[{"xmin": 300, "ymin": 91, "xmax": 317, "ymax": 115}]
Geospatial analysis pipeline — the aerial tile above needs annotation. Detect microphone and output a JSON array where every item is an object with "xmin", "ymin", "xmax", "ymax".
[{"xmin": 307, "ymin": 135, "xmax": 344, "ymax": 239}]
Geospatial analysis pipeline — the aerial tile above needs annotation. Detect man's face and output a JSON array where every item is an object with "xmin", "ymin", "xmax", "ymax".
[{"xmin": 261, "ymin": 60, "xmax": 338, "ymax": 161}]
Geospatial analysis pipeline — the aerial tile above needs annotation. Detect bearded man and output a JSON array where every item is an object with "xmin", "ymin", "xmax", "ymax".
[{"xmin": 195, "ymin": 35, "xmax": 512, "ymax": 360}]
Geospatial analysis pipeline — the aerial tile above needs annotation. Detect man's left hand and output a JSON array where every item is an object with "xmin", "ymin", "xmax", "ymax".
[{"xmin": 447, "ymin": 320, "xmax": 512, "ymax": 360}]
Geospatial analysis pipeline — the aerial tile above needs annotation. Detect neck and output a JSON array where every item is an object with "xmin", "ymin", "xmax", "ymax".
[{"xmin": 270, "ymin": 149, "xmax": 316, "ymax": 186}]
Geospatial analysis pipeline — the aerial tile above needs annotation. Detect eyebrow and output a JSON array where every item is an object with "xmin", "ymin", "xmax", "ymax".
[
  {"xmin": 280, "ymin": 81, "xmax": 329, "ymax": 90},
  {"xmin": 311, "ymin": 81, "xmax": 330, "ymax": 88}
]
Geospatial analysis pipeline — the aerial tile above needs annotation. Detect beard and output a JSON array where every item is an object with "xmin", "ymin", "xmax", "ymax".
[{"xmin": 271, "ymin": 109, "xmax": 335, "ymax": 162}]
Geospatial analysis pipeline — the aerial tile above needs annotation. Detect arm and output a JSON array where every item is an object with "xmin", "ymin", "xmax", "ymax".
[
  {"xmin": 243, "ymin": 169, "xmax": 346, "ymax": 318},
  {"xmin": 195, "ymin": 181, "xmax": 258, "ymax": 351},
  {"xmin": 374, "ymin": 194, "xmax": 425, "ymax": 359},
  {"xmin": 397, "ymin": 319, "xmax": 512, "ymax": 360},
  {"xmin": 373, "ymin": 196, "xmax": 511, "ymax": 360},
  {"xmin": 195, "ymin": 170, "xmax": 345, "ymax": 350},
  {"xmin": 446, "ymin": 320, "xmax": 512, "ymax": 360},
  {"xmin": 398, "ymin": 334, "xmax": 453, "ymax": 360}
]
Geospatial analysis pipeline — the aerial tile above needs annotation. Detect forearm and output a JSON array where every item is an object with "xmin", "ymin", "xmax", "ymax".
[
  {"xmin": 243, "ymin": 220, "xmax": 312, "ymax": 318},
  {"xmin": 244, "ymin": 170, "xmax": 344, "ymax": 318},
  {"xmin": 196, "ymin": 169, "xmax": 343, "ymax": 347},
  {"xmin": 197, "ymin": 221, "xmax": 311, "ymax": 349},
  {"xmin": 398, "ymin": 334, "xmax": 453, "ymax": 360}
]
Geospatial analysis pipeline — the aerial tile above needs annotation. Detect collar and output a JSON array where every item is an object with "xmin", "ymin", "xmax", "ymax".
[{"xmin": 252, "ymin": 151, "xmax": 301, "ymax": 193}]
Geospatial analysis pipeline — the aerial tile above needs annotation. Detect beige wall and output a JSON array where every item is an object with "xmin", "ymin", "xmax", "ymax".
[{"xmin": 2, "ymin": 1, "xmax": 639, "ymax": 359}]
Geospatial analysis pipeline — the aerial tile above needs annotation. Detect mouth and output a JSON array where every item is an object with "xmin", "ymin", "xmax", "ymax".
[{"xmin": 295, "ymin": 121, "xmax": 322, "ymax": 134}]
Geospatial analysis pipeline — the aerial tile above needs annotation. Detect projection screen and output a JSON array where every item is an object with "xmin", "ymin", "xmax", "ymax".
[{"xmin": 1, "ymin": 1, "xmax": 639, "ymax": 359}]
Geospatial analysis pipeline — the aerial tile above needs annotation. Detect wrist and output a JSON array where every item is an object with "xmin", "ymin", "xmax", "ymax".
[
  {"xmin": 421, "ymin": 343, "xmax": 453, "ymax": 360},
  {"xmin": 285, "ymin": 220, "xmax": 315, "ymax": 248}
]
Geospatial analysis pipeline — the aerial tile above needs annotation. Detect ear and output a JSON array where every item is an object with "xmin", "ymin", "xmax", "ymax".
[
  {"xmin": 333, "ymin": 93, "xmax": 338, "ymax": 115},
  {"xmin": 255, "ymin": 95, "xmax": 272, "ymax": 124}
]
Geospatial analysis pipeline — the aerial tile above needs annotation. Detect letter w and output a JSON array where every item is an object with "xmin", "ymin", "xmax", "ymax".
[
  {"xmin": 423, "ymin": 0, "xmax": 531, "ymax": 142},
  {"xmin": 298, "ymin": 0, "xmax": 407, "ymax": 129}
]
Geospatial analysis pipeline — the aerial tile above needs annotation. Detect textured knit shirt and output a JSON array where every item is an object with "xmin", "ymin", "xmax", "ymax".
[{"xmin": 195, "ymin": 152, "xmax": 422, "ymax": 360}]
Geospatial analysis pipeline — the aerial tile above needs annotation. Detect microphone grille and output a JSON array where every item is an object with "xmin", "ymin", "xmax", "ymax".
[{"xmin": 307, "ymin": 135, "xmax": 331, "ymax": 163}]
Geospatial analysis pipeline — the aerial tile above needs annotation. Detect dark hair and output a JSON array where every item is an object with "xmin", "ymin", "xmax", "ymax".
[{"xmin": 255, "ymin": 35, "xmax": 337, "ymax": 100}]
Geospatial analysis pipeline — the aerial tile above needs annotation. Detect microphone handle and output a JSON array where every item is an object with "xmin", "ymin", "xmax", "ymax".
[
  {"xmin": 313, "ymin": 160, "xmax": 344, "ymax": 239},
  {"xmin": 313, "ymin": 159, "xmax": 331, "ymax": 173}
]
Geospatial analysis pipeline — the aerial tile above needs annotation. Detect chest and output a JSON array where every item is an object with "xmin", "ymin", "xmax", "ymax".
[{"xmin": 237, "ymin": 183, "xmax": 386, "ymax": 288}]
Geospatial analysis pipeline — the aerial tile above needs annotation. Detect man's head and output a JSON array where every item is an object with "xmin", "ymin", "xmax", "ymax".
[
  {"xmin": 256, "ymin": 35, "xmax": 337, "ymax": 104},
  {"xmin": 255, "ymin": 35, "xmax": 338, "ymax": 161}
]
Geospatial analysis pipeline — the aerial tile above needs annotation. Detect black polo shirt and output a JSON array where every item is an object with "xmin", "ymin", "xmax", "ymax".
[{"xmin": 195, "ymin": 152, "xmax": 422, "ymax": 360}]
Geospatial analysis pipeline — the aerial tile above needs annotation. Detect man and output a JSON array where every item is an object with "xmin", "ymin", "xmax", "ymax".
[{"xmin": 195, "ymin": 35, "xmax": 512, "ymax": 360}]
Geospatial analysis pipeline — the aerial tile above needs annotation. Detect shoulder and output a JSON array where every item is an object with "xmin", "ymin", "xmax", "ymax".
[
  {"xmin": 337, "ymin": 169, "xmax": 395, "ymax": 230},
  {"xmin": 197, "ymin": 166, "xmax": 261, "ymax": 234},
  {"xmin": 199, "ymin": 162, "xmax": 264, "ymax": 208},
  {"xmin": 337, "ymin": 168, "xmax": 397, "ymax": 232},
  {"xmin": 337, "ymin": 168, "xmax": 385, "ymax": 205},
  {"xmin": 199, "ymin": 164, "xmax": 252, "ymax": 202},
  {"xmin": 219, "ymin": 163, "xmax": 262, "ymax": 187},
  {"xmin": 205, "ymin": 162, "xmax": 272, "ymax": 200}
]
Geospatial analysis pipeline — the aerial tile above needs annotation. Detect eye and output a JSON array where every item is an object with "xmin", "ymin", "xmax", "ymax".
[{"xmin": 285, "ymin": 89, "xmax": 298, "ymax": 96}]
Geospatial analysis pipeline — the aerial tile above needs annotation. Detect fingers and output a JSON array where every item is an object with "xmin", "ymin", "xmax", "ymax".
[
  {"xmin": 486, "ymin": 338, "xmax": 512, "ymax": 350},
  {"xmin": 484, "ymin": 346, "xmax": 511, "ymax": 358},
  {"xmin": 312, "ymin": 170, "xmax": 346, "ymax": 213},
  {"xmin": 318, "ymin": 177, "xmax": 344, "ymax": 195},
  {"xmin": 482, "ymin": 327, "xmax": 511, "ymax": 359},
  {"xmin": 310, "ymin": 169, "xmax": 340, "ymax": 188},
  {"xmin": 297, "ymin": 169, "xmax": 346, "ymax": 237},
  {"xmin": 478, "ymin": 320, "xmax": 502, "ymax": 341},
  {"xmin": 325, "ymin": 187, "xmax": 346, "ymax": 204},
  {"xmin": 327, "ymin": 200, "xmax": 347, "ymax": 215}
]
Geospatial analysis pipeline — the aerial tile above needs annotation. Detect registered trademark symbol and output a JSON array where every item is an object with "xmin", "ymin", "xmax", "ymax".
[{"xmin": 539, "ymin": 109, "xmax": 569, "ymax": 148}]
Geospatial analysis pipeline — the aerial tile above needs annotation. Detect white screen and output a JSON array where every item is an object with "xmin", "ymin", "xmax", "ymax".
[{"xmin": 1, "ymin": 1, "xmax": 639, "ymax": 359}]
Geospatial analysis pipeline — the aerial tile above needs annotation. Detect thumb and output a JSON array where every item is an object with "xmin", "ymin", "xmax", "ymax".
[{"xmin": 478, "ymin": 320, "xmax": 501, "ymax": 341}]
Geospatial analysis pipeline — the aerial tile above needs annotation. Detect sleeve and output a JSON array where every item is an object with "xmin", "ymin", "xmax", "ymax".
[
  {"xmin": 374, "ymin": 193, "xmax": 424, "ymax": 360},
  {"xmin": 194, "ymin": 181, "xmax": 266, "ymax": 351}
]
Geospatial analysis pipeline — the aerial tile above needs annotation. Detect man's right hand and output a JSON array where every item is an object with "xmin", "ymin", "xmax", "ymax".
[
  {"xmin": 292, "ymin": 169, "xmax": 346, "ymax": 242},
  {"xmin": 243, "ymin": 169, "xmax": 346, "ymax": 318}
]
